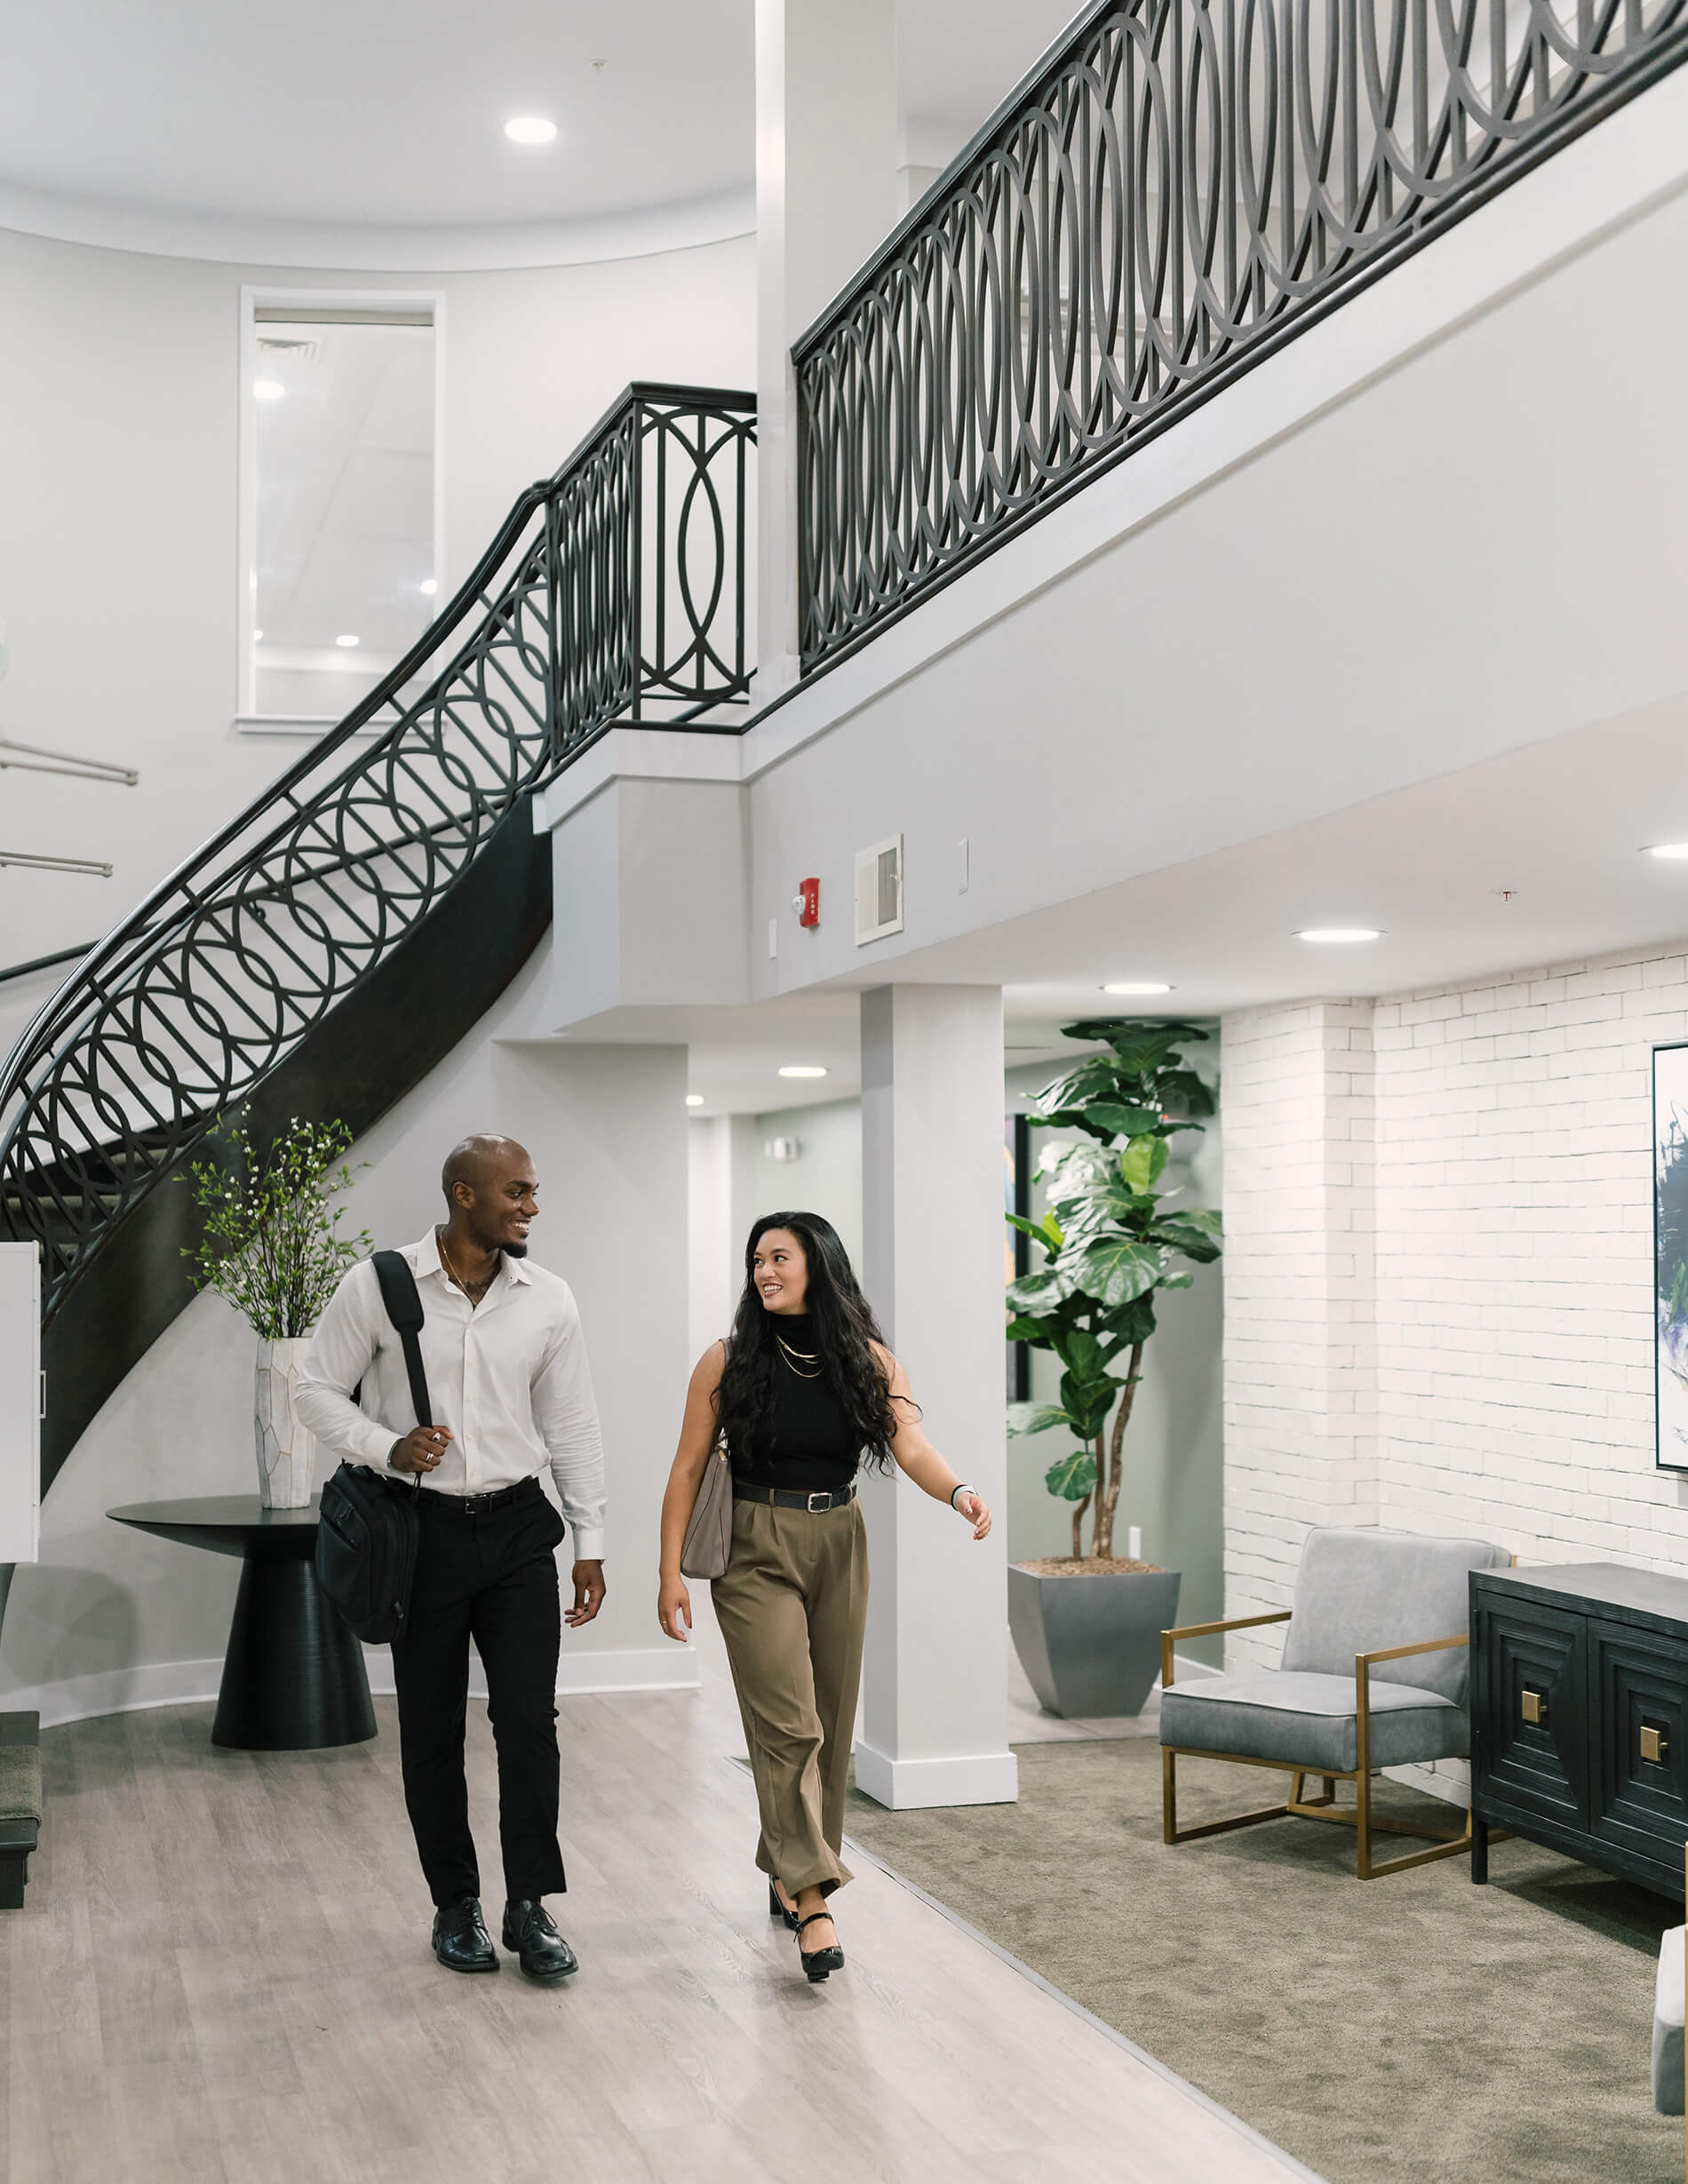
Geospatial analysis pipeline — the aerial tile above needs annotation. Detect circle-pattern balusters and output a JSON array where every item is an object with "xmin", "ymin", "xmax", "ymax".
[
  {"xmin": 795, "ymin": 0, "xmax": 1686, "ymax": 667},
  {"xmin": 0, "ymin": 389, "xmax": 755, "ymax": 1315}
]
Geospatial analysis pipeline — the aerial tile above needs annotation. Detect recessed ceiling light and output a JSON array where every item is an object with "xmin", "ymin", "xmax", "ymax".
[
  {"xmin": 253, "ymin": 379, "xmax": 285, "ymax": 401},
  {"xmin": 1296, "ymin": 927, "xmax": 1382, "ymax": 943},
  {"xmin": 419, "ymin": 578, "xmax": 438, "ymax": 597},
  {"xmin": 504, "ymin": 115, "xmax": 558, "ymax": 145},
  {"xmin": 778, "ymin": 1065, "xmax": 828, "ymax": 1079},
  {"xmin": 253, "ymin": 631, "xmax": 264, "ymax": 642},
  {"xmin": 686, "ymin": 1093, "xmax": 705, "ymax": 1107},
  {"xmin": 334, "ymin": 633, "xmax": 360, "ymax": 648},
  {"xmin": 1101, "ymin": 981, "xmax": 1173, "ymax": 995},
  {"xmin": 1647, "ymin": 844, "xmax": 1688, "ymax": 860}
]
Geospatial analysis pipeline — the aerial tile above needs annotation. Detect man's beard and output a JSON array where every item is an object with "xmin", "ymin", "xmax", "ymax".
[{"xmin": 504, "ymin": 1239, "xmax": 529, "ymax": 1259}]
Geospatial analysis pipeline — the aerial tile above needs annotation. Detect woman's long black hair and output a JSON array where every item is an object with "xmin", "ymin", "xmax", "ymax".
[{"xmin": 714, "ymin": 1211, "xmax": 901, "ymax": 1473}]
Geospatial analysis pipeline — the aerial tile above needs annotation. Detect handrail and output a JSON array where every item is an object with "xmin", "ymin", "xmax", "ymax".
[
  {"xmin": 794, "ymin": 0, "xmax": 1688, "ymax": 671},
  {"xmin": 0, "ymin": 383, "xmax": 754, "ymax": 1316},
  {"xmin": 0, "ymin": 945, "xmax": 92, "ymax": 989}
]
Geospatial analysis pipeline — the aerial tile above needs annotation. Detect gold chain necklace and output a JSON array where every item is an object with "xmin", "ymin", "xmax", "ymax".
[
  {"xmin": 776, "ymin": 1332, "xmax": 823, "ymax": 1379},
  {"xmin": 438, "ymin": 1229, "xmax": 493, "ymax": 1303}
]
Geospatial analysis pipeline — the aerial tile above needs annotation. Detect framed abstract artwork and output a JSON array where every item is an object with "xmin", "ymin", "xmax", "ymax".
[{"xmin": 1654, "ymin": 1043, "xmax": 1688, "ymax": 1469}]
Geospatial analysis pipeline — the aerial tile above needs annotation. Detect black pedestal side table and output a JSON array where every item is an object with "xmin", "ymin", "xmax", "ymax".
[{"xmin": 107, "ymin": 1496, "xmax": 377, "ymax": 1751}]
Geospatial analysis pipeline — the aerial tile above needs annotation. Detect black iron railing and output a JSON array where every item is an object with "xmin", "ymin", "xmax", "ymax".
[
  {"xmin": 0, "ymin": 944, "xmax": 92, "ymax": 989},
  {"xmin": 0, "ymin": 384, "xmax": 754, "ymax": 1314},
  {"xmin": 795, "ymin": 0, "xmax": 1687, "ymax": 669}
]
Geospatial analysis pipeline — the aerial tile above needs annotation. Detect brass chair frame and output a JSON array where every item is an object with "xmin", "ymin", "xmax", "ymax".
[{"xmin": 1159, "ymin": 1611, "xmax": 1476, "ymax": 1881}]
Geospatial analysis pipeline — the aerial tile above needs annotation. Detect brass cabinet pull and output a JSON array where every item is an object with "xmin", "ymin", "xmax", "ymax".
[
  {"xmin": 1521, "ymin": 1688, "xmax": 1547, "ymax": 1726},
  {"xmin": 1641, "ymin": 1724, "xmax": 1668, "ymax": 1766}
]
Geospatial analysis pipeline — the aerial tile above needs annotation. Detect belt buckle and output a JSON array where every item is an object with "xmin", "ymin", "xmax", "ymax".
[{"xmin": 807, "ymin": 1490, "xmax": 830, "ymax": 1513}]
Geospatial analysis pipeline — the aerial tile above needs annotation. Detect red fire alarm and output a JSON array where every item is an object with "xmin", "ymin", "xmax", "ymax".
[{"xmin": 794, "ymin": 877, "xmax": 820, "ymax": 928}]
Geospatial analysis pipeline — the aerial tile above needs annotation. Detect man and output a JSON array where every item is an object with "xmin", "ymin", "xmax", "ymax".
[{"xmin": 297, "ymin": 1134, "xmax": 607, "ymax": 1981}]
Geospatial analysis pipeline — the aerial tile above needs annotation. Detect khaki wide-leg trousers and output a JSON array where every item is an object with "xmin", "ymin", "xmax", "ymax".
[{"xmin": 711, "ymin": 1495, "xmax": 870, "ymax": 1898}]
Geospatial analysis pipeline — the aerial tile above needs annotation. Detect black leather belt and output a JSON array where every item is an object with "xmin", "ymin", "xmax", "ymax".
[
  {"xmin": 421, "ymin": 1476, "xmax": 541, "ymax": 1516},
  {"xmin": 732, "ymin": 1481, "xmax": 856, "ymax": 1513}
]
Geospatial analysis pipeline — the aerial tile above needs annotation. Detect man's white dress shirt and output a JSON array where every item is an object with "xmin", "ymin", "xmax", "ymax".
[{"xmin": 295, "ymin": 1229, "xmax": 607, "ymax": 1560}]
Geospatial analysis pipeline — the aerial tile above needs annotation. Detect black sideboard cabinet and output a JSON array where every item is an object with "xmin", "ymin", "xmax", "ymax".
[{"xmin": 1470, "ymin": 1562, "xmax": 1688, "ymax": 1899}]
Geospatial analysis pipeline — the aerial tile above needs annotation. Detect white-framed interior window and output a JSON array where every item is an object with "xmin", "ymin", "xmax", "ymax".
[{"xmin": 236, "ymin": 288, "xmax": 444, "ymax": 732}]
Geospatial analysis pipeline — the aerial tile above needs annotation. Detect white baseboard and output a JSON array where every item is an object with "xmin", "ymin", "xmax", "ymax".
[
  {"xmin": 553, "ymin": 1647, "xmax": 701, "ymax": 1696},
  {"xmin": 853, "ymin": 1740, "xmax": 1019, "ymax": 1810},
  {"xmin": 6, "ymin": 1643, "xmax": 698, "ymax": 1728},
  {"xmin": 5, "ymin": 1656, "xmax": 231, "ymax": 1729},
  {"xmin": 1383, "ymin": 1759, "xmax": 1469, "ymax": 1808},
  {"xmin": 364, "ymin": 1643, "xmax": 703, "ymax": 1698}
]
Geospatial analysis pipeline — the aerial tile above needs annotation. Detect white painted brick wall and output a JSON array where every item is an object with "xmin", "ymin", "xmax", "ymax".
[
  {"xmin": 1223, "ymin": 947, "xmax": 1688, "ymax": 1799},
  {"xmin": 1373, "ymin": 946, "xmax": 1688, "ymax": 1576},
  {"xmin": 1221, "ymin": 999, "xmax": 1378, "ymax": 1670}
]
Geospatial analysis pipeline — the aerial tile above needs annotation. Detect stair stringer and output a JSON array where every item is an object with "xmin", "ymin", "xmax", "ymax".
[{"xmin": 36, "ymin": 798, "xmax": 552, "ymax": 1497}]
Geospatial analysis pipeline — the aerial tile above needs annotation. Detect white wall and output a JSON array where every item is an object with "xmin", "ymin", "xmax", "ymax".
[
  {"xmin": 1221, "ymin": 1000, "xmax": 1379, "ymax": 1637},
  {"xmin": 0, "ymin": 224, "xmax": 755, "ymax": 1000},
  {"xmin": 0, "ymin": 949, "xmax": 703, "ymax": 1721},
  {"xmin": 687, "ymin": 1111, "xmax": 766, "ymax": 1357},
  {"xmin": 1222, "ymin": 942, "xmax": 1688, "ymax": 1795},
  {"xmin": 684, "ymin": 1095, "xmax": 865, "ymax": 1368},
  {"xmin": 750, "ymin": 1094, "xmax": 863, "ymax": 1269}
]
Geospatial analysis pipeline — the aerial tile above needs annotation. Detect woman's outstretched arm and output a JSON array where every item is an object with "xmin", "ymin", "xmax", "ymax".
[
  {"xmin": 873, "ymin": 1346, "xmax": 992, "ymax": 1541},
  {"xmin": 657, "ymin": 1341, "xmax": 728, "ymax": 1640}
]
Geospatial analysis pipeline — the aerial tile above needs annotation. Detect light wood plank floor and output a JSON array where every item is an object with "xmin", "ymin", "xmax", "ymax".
[{"xmin": 1, "ymin": 1680, "xmax": 1311, "ymax": 2184}]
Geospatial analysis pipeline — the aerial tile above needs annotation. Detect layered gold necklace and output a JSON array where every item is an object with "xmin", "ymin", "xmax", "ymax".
[{"xmin": 776, "ymin": 1331, "xmax": 823, "ymax": 1379}]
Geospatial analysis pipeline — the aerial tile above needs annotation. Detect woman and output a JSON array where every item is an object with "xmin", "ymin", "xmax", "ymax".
[{"xmin": 657, "ymin": 1211, "xmax": 991, "ymax": 1982}]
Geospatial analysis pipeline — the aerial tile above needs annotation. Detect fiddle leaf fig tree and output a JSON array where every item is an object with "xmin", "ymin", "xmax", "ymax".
[{"xmin": 1006, "ymin": 1020, "xmax": 1222, "ymax": 1562}]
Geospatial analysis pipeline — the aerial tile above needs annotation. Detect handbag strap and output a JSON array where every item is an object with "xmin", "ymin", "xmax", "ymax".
[{"xmin": 371, "ymin": 1250, "xmax": 434, "ymax": 1431}]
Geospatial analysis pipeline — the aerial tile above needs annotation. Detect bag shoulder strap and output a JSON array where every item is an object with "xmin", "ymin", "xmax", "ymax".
[{"xmin": 371, "ymin": 1249, "xmax": 433, "ymax": 1430}]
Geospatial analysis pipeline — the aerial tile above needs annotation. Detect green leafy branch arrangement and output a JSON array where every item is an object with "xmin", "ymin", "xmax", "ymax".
[
  {"xmin": 180, "ymin": 1113, "xmax": 370, "ymax": 1341},
  {"xmin": 1007, "ymin": 1020, "xmax": 1222, "ymax": 1562}
]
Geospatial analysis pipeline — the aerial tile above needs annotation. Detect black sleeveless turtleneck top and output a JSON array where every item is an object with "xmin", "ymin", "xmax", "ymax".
[{"xmin": 728, "ymin": 1314, "xmax": 862, "ymax": 1492}]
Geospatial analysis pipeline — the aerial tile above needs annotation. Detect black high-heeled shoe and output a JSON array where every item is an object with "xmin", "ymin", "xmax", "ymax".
[
  {"xmin": 768, "ymin": 1879, "xmax": 800, "ymax": 1931},
  {"xmin": 795, "ymin": 1910, "xmax": 844, "ymax": 1982}
]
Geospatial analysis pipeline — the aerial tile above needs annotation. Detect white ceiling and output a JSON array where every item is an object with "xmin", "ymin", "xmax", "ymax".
[
  {"xmin": 0, "ymin": 0, "xmax": 1083, "ymax": 261},
  {"xmin": 541, "ymin": 997, "xmax": 869, "ymax": 1118},
  {"xmin": 897, "ymin": 687, "xmax": 1688, "ymax": 1029},
  {"xmin": 553, "ymin": 688, "xmax": 1688, "ymax": 1114}
]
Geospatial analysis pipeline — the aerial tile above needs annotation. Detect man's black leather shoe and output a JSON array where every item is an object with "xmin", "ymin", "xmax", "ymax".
[
  {"xmin": 433, "ymin": 1895, "xmax": 498, "ymax": 1973},
  {"xmin": 503, "ymin": 1899, "xmax": 579, "ymax": 1981}
]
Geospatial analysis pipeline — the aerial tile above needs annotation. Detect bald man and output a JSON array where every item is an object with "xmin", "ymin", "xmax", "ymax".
[{"xmin": 298, "ymin": 1135, "xmax": 607, "ymax": 1981}]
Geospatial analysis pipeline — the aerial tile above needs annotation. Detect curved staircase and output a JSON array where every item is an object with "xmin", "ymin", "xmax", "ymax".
[{"xmin": 0, "ymin": 385, "xmax": 754, "ymax": 1493}]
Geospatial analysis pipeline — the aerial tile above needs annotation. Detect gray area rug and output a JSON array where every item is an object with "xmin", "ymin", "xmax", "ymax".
[{"xmin": 842, "ymin": 1740, "xmax": 1680, "ymax": 2184}]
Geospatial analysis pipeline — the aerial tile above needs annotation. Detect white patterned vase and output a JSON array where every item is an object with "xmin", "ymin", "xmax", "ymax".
[{"xmin": 255, "ymin": 1338, "xmax": 317, "ymax": 1508}]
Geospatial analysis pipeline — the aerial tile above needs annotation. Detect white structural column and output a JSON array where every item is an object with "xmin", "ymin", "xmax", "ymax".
[
  {"xmin": 753, "ymin": 0, "xmax": 897, "ymax": 695},
  {"xmin": 856, "ymin": 986, "xmax": 1017, "ymax": 1808},
  {"xmin": 1220, "ymin": 999, "xmax": 1379, "ymax": 1668}
]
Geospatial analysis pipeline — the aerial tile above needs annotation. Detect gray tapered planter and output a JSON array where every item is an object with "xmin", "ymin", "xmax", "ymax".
[{"xmin": 1008, "ymin": 1563, "xmax": 1182, "ymax": 1719}]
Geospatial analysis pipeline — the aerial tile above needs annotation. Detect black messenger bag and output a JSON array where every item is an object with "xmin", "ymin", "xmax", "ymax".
[{"xmin": 314, "ymin": 1251, "xmax": 431, "ymax": 1645}]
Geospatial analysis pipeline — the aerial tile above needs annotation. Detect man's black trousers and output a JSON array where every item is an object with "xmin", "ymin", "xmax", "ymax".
[{"xmin": 389, "ymin": 1476, "xmax": 569, "ymax": 1909}]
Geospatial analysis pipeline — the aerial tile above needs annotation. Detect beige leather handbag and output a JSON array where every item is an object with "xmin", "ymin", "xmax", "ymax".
[{"xmin": 680, "ymin": 1444, "xmax": 734, "ymax": 1579}]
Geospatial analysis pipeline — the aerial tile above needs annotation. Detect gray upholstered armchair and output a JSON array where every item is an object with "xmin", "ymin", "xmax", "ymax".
[{"xmin": 1159, "ymin": 1526, "xmax": 1512, "ymax": 1879}]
